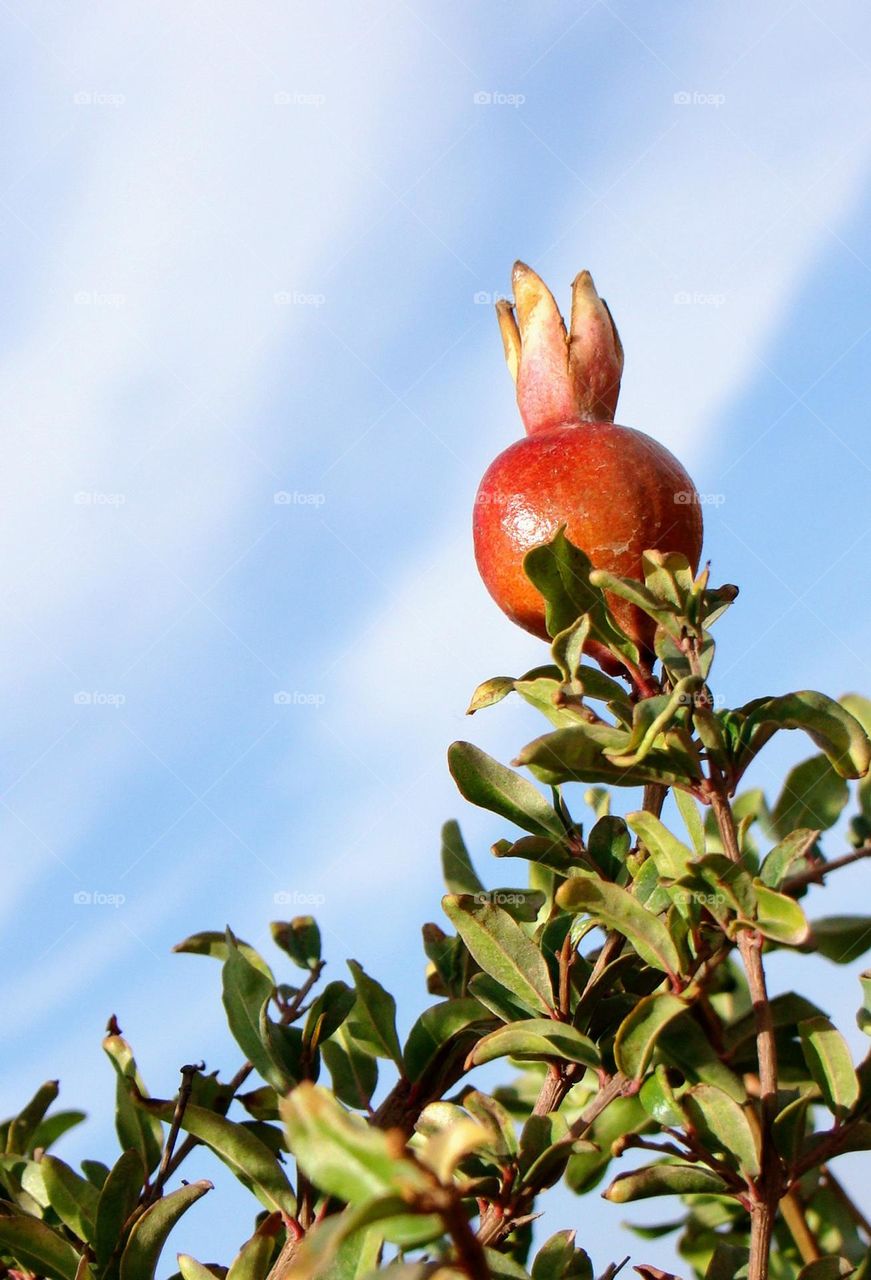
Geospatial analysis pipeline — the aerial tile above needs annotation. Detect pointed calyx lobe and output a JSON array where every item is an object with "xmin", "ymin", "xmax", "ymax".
[{"xmin": 499, "ymin": 262, "xmax": 624, "ymax": 435}]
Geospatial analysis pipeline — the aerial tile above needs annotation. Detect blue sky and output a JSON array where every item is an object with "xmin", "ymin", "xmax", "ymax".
[{"xmin": 2, "ymin": 0, "xmax": 871, "ymax": 1270}]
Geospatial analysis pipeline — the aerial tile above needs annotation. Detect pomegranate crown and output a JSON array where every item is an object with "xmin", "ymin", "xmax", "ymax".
[{"xmin": 497, "ymin": 261, "xmax": 624, "ymax": 435}]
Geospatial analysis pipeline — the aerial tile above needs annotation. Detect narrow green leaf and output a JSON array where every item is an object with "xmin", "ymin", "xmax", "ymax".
[
  {"xmin": 0, "ymin": 1215, "xmax": 81, "ymax": 1280},
  {"xmin": 403, "ymin": 999, "xmax": 493, "ymax": 1084},
  {"xmin": 675, "ymin": 791, "xmax": 705, "ymax": 855},
  {"xmin": 94, "ymin": 1149, "xmax": 145, "ymax": 1268},
  {"xmin": 347, "ymin": 961, "xmax": 404, "ymax": 1070},
  {"xmin": 796, "ymin": 1260, "xmax": 855, "ymax": 1280},
  {"xmin": 517, "ymin": 723, "xmax": 700, "ymax": 790},
  {"xmin": 440, "ymin": 820, "xmax": 484, "ymax": 895},
  {"xmin": 753, "ymin": 882, "xmax": 810, "ymax": 946},
  {"xmin": 102, "ymin": 1034, "xmax": 164, "ymax": 1176},
  {"xmin": 759, "ymin": 829, "xmax": 820, "ymax": 888},
  {"xmin": 5, "ymin": 1080, "xmax": 60, "ymax": 1155},
  {"xmin": 221, "ymin": 934, "xmax": 286, "ymax": 1091},
  {"xmin": 858, "ymin": 971, "xmax": 871, "ymax": 1036},
  {"xmin": 448, "ymin": 742, "xmax": 565, "ymax": 839},
  {"xmin": 555, "ymin": 877, "xmax": 682, "ymax": 976},
  {"xmin": 531, "ymin": 1230, "xmax": 593, "ymax": 1280},
  {"xmin": 41, "ymin": 1155, "xmax": 99, "ymax": 1243},
  {"xmin": 173, "ymin": 931, "xmax": 274, "ymax": 979},
  {"xmin": 769, "ymin": 756, "xmax": 848, "ymax": 838},
  {"xmin": 604, "ymin": 1162, "xmax": 728, "ymax": 1203},
  {"xmin": 614, "ymin": 994, "xmax": 688, "ymax": 1079},
  {"xmin": 742, "ymin": 692, "xmax": 871, "ymax": 779},
  {"xmin": 626, "ymin": 812, "xmax": 694, "ymax": 881},
  {"xmin": 810, "ymin": 917, "xmax": 871, "ymax": 964},
  {"xmin": 119, "ymin": 1180, "xmax": 211, "ymax": 1280},
  {"xmin": 466, "ymin": 676, "xmax": 515, "ymax": 714},
  {"xmin": 226, "ymin": 1215, "xmax": 282, "ymax": 1280},
  {"xmin": 303, "ymin": 981, "xmax": 356, "ymax": 1057},
  {"xmin": 467, "ymin": 972, "xmax": 532, "ymax": 1023},
  {"xmin": 134, "ymin": 1099, "xmax": 296, "ymax": 1216},
  {"xmin": 799, "ymin": 1016, "xmax": 859, "ymax": 1118},
  {"xmin": 443, "ymin": 895, "xmax": 554, "ymax": 1014},
  {"xmin": 29, "ymin": 1110, "xmax": 87, "ymax": 1155},
  {"xmin": 681, "ymin": 1084, "xmax": 760, "ymax": 1177},
  {"xmin": 321, "ymin": 1025, "xmax": 378, "ymax": 1110},
  {"xmin": 178, "ymin": 1257, "xmax": 222, "ymax": 1280},
  {"xmin": 468, "ymin": 1019, "xmax": 599, "ymax": 1069}
]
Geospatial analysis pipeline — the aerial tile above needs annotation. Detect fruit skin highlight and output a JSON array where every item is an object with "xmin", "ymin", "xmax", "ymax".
[{"xmin": 473, "ymin": 262, "xmax": 703, "ymax": 672}]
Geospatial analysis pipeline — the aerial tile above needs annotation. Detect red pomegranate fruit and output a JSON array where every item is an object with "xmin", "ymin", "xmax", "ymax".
[{"xmin": 473, "ymin": 262, "xmax": 703, "ymax": 674}]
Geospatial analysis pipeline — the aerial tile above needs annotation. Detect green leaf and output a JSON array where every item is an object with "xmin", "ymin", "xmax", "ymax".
[
  {"xmin": 796, "ymin": 1260, "xmax": 855, "ymax": 1280},
  {"xmin": 604, "ymin": 1162, "xmax": 728, "ymax": 1203},
  {"xmin": 555, "ymin": 877, "xmax": 682, "ymax": 977},
  {"xmin": 440, "ymin": 820, "xmax": 484, "ymax": 895},
  {"xmin": 466, "ymin": 676, "xmax": 515, "ymax": 714},
  {"xmin": 226, "ymin": 1215, "xmax": 282, "ymax": 1280},
  {"xmin": 467, "ymin": 1019, "xmax": 599, "ymax": 1069},
  {"xmin": 134, "ymin": 1100, "xmax": 296, "ymax": 1216},
  {"xmin": 5, "ymin": 1080, "xmax": 60, "ymax": 1155},
  {"xmin": 517, "ymin": 723, "xmax": 700, "ymax": 791},
  {"xmin": 281, "ymin": 1084, "xmax": 428, "ymax": 1205},
  {"xmin": 173, "ymin": 930, "xmax": 275, "ymax": 979},
  {"xmin": 94, "ymin": 1149, "xmax": 145, "ymax": 1268},
  {"xmin": 799, "ymin": 1016, "xmax": 859, "ymax": 1118},
  {"xmin": 741, "ymin": 692, "xmax": 871, "ymax": 780},
  {"xmin": 222, "ymin": 932, "xmax": 285, "ymax": 1090},
  {"xmin": 681, "ymin": 1084, "xmax": 760, "ymax": 1177},
  {"xmin": 753, "ymin": 882, "xmax": 810, "ymax": 946},
  {"xmin": 858, "ymin": 971, "xmax": 871, "ymax": 1036},
  {"xmin": 626, "ymin": 812, "xmax": 694, "ymax": 882},
  {"xmin": 443, "ymin": 895, "xmax": 554, "ymax": 1014},
  {"xmin": 810, "ymin": 917, "xmax": 871, "ymax": 964},
  {"xmin": 769, "ymin": 756, "xmax": 848, "ymax": 839},
  {"xmin": 303, "ymin": 981, "xmax": 356, "ymax": 1056},
  {"xmin": 467, "ymin": 973, "xmax": 532, "ymax": 1023},
  {"xmin": 531, "ymin": 1230, "xmax": 593, "ymax": 1280},
  {"xmin": 759, "ymin": 829, "xmax": 820, "ymax": 888},
  {"xmin": 524, "ymin": 529, "xmax": 639, "ymax": 663},
  {"xmin": 41, "ymin": 1155, "xmax": 99, "ymax": 1243},
  {"xmin": 102, "ymin": 1033, "xmax": 164, "ymax": 1176},
  {"xmin": 448, "ymin": 742, "xmax": 565, "ymax": 839},
  {"xmin": 178, "ymin": 1257, "xmax": 223, "ymax": 1280},
  {"xmin": 614, "ymin": 994, "xmax": 688, "ymax": 1079},
  {"xmin": 586, "ymin": 816, "xmax": 630, "ymax": 880},
  {"xmin": 675, "ymin": 791, "xmax": 705, "ymax": 855},
  {"xmin": 773, "ymin": 1093, "xmax": 812, "ymax": 1165},
  {"xmin": 403, "ymin": 999, "xmax": 493, "ymax": 1084},
  {"xmin": 321, "ymin": 1025, "xmax": 378, "ymax": 1110},
  {"xmin": 270, "ymin": 918, "xmax": 322, "ymax": 971},
  {"xmin": 119, "ymin": 1180, "xmax": 211, "ymax": 1280},
  {"xmin": 0, "ymin": 1215, "xmax": 81, "ymax": 1280},
  {"xmin": 347, "ymin": 961, "xmax": 404, "ymax": 1070}
]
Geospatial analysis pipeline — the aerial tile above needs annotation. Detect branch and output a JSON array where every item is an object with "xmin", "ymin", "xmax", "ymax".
[{"xmin": 784, "ymin": 844, "xmax": 871, "ymax": 893}]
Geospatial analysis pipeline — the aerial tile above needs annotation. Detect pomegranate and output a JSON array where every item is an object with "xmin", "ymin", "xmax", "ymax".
[{"xmin": 473, "ymin": 262, "xmax": 703, "ymax": 675}]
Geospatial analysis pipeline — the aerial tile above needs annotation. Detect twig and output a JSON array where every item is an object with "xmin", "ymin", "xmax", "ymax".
[
  {"xmin": 148, "ymin": 1061, "xmax": 202, "ymax": 1202},
  {"xmin": 784, "ymin": 844, "xmax": 871, "ymax": 893}
]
